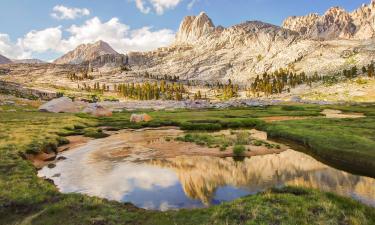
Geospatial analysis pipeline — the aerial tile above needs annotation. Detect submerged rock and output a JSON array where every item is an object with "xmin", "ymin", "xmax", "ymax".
[{"xmin": 47, "ymin": 163, "xmax": 56, "ymax": 169}]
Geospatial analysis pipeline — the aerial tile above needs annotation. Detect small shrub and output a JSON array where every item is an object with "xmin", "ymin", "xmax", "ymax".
[
  {"xmin": 233, "ymin": 145, "xmax": 246, "ymax": 156},
  {"xmin": 252, "ymin": 140, "xmax": 263, "ymax": 146},
  {"xmin": 84, "ymin": 128, "xmax": 109, "ymax": 139}
]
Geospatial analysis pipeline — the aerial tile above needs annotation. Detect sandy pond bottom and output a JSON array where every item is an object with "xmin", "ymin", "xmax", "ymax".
[{"xmin": 39, "ymin": 128, "xmax": 375, "ymax": 211}]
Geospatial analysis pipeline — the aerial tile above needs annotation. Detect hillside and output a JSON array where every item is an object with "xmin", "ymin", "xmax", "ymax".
[{"xmin": 0, "ymin": 54, "xmax": 11, "ymax": 64}]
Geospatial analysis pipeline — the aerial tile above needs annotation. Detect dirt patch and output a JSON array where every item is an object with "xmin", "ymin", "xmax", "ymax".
[
  {"xmin": 29, "ymin": 135, "xmax": 92, "ymax": 169},
  {"xmin": 322, "ymin": 109, "xmax": 365, "ymax": 119},
  {"xmin": 261, "ymin": 116, "xmax": 313, "ymax": 122},
  {"xmin": 27, "ymin": 152, "xmax": 56, "ymax": 169}
]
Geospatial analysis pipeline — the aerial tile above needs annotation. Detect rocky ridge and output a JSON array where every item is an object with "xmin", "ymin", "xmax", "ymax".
[{"xmin": 282, "ymin": 0, "xmax": 375, "ymax": 40}]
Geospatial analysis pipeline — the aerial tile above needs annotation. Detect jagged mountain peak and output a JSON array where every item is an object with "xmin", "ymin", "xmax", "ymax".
[
  {"xmin": 175, "ymin": 12, "xmax": 216, "ymax": 44},
  {"xmin": 54, "ymin": 40, "xmax": 119, "ymax": 64}
]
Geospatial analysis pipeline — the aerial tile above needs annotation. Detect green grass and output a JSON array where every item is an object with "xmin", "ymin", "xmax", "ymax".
[
  {"xmin": 262, "ymin": 116, "xmax": 375, "ymax": 177},
  {"xmin": 1, "ymin": 104, "xmax": 375, "ymax": 224}
]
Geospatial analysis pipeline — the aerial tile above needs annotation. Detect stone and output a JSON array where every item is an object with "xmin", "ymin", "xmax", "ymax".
[
  {"xmin": 39, "ymin": 97, "xmax": 85, "ymax": 113},
  {"xmin": 82, "ymin": 104, "xmax": 113, "ymax": 117},
  {"xmin": 290, "ymin": 96, "xmax": 302, "ymax": 102},
  {"xmin": 130, "ymin": 113, "xmax": 153, "ymax": 123},
  {"xmin": 4, "ymin": 101, "xmax": 15, "ymax": 105},
  {"xmin": 47, "ymin": 163, "xmax": 56, "ymax": 169},
  {"xmin": 57, "ymin": 156, "xmax": 67, "ymax": 161}
]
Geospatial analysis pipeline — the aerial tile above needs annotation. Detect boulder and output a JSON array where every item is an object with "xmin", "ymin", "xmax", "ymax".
[
  {"xmin": 39, "ymin": 97, "xmax": 85, "ymax": 113},
  {"xmin": 130, "ymin": 113, "xmax": 153, "ymax": 123},
  {"xmin": 83, "ymin": 104, "xmax": 112, "ymax": 117}
]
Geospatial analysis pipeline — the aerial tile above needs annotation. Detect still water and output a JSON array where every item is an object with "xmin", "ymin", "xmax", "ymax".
[{"xmin": 38, "ymin": 130, "xmax": 375, "ymax": 211}]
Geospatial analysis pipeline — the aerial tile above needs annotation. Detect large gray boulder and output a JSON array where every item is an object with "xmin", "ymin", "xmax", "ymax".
[{"xmin": 39, "ymin": 97, "xmax": 85, "ymax": 113}]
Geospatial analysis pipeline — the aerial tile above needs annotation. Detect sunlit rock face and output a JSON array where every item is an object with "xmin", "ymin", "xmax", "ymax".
[
  {"xmin": 175, "ymin": 12, "xmax": 216, "ymax": 45},
  {"xmin": 283, "ymin": 0, "xmax": 375, "ymax": 40}
]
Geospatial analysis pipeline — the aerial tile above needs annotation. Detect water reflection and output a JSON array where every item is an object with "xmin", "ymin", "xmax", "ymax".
[
  {"xmin": 150, "ymin": 153, "xmax": 375, "ymax": 206},
  {"xmin": 38, "ymin": 134, "xmax": 375, "ymax": 210}
]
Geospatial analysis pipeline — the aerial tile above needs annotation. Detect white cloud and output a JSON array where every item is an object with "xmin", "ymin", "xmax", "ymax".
[
  {"xmin": 19, "ymin": 27, "xmax": 62, "ymax": 52},
  {"xmin": 0, "ymin": 17, "xmax": 175, "ymax": 59},
  {"xmin": 135, "ymin": 0, "xmax": 151, "ymax": 14},
  {"xmin": 133, "ymin": 0, "xmax": 182, "ymax": 15},
  {"xmin": 0, "ymin": 34, "xmax": 31, "ymax": 59},
  {"xmin": 51, "ymin": 5, "xmax": 90, "ymax": 20},
  {"xmin": 187, "ymin": 0, "xmax": 199, "ymax": 10},
  {"xmin": 60, "ymin": 17, "xmax": 175, "ymax": 53}
]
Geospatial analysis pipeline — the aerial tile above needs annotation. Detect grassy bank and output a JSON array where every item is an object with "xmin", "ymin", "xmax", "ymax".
[
  {"xmin": 1, "ymin": 104, "xmax": 375, "ymax": 224},
  {"xmin": 262, "ymin": 105, "xmax": 375, "ymax": 177}
]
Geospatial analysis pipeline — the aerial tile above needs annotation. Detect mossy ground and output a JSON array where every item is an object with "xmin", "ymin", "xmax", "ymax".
[{"xmin": 0, "ymin": 103, "xmax": 374, "ymax": 225}]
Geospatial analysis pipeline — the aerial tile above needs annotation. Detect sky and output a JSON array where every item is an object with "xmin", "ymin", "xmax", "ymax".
[{"xmin": 0, "ymin": 0, "xmax": 370, "ymax": 61}]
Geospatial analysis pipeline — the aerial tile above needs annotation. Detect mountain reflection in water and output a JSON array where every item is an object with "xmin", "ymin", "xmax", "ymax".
[
  {"xmin": 150, "ymin": 152, "xmax": 375, "ymax": 206},
  {"xmin": 38, "ymin": 136, "xmax": 375, "ymax": 211}
]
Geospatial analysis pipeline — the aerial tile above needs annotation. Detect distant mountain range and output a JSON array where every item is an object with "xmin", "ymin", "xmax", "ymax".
[{"xmin": 0, "ymin": 54, "xmax": 46, "ymax": 65}]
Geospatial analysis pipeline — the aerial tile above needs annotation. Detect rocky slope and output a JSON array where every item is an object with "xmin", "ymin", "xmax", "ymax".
[
  {"xmin": 0, "ymin": 54, "xmax": 11, "ymax": 64},
  {"xmin": 282, "ymin": 0, "xmax": 375, "ymax": 40},
  {"xmin": 54, "ymin": 40, "xmax": 120, "ymax": 64}
]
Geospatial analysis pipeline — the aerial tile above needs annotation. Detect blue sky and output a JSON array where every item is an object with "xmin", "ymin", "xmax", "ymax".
[{"xmin": 0, "ymin": 0, "xmax": 370, "ymax": 61}]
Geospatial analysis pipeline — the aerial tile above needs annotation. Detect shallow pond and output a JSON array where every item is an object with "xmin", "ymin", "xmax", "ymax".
[{"xmin": 39, "ymin": 129, "xmax": 375, "ymax": 211}]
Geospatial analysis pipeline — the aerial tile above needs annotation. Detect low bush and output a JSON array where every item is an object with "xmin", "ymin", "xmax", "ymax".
[
  {"xmin": 233, "ymin": 145, "xmax": 246, "ymax": 156},
  {"xmin": 83, "ymin": 128, "xmax": 109, "ymax": 139}
]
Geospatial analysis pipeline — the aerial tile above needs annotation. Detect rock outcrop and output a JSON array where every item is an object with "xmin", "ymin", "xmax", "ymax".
[
  {"xmin": 175, "ymin": 12, "xmax": 216, "ymax": 44},
  {"xmin": 82, "ymin": 104, "xmax": 113, "ymax": 117},
  {"xmin": 283, "ymin": 0, "xmax": 375, "ymax": 40},
  {"xmin": 0, "ymin": 54, "xmax": 11, "ymax": 64},
  {"xmin": 54, "ymin": 40, "xmax": 119, "ymax": 64},
  {"xmin": 39, "ymin": 97, "xmax": 86, "ymax": 113}
]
